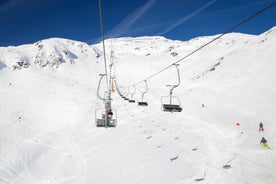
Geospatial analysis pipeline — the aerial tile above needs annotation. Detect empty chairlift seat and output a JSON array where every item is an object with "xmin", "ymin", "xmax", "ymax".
[
  {"xmin": 161, "ymin": 95, "xmax": 182, "ymax": 112},
  {"xmin": 160, "ymin": 64, "xmax": 182, "ymax": 113},
  {"xmin": 128, "ymin": 86, "xmax": 136, "ymax": 103},
  {"xmin": 138, "ymin": 80, "xmax": 149, "ymax": 106}
]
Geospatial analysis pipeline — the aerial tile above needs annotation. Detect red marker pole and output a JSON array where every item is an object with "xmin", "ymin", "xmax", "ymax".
[{"xmin": 236, "ymin": 123, "xmax": 240, "ymax": 137}]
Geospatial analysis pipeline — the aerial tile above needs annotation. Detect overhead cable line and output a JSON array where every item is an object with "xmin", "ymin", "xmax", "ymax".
[
  {"xmin": 133, "ymin": 2, "xmax": 276, "ymax": 86},
  {"xmin": 98, "ymin": 0, "xmax": 109, "ymax": 91}
]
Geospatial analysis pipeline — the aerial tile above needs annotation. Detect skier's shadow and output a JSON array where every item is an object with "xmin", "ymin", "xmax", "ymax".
[
  {"xmin": 192, "ymin": 141, "xmax": 204, "ymax": 151},
  {"xmin": 195, "ymin": 166, "xmax": 209, "ymax": 182}
]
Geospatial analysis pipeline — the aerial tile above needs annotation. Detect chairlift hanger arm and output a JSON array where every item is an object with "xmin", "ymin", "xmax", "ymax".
[
  {"xmin": 132, "ymin": 85, "xmax": 136, "ymax": 94},
  {"xmin": 175, "ymin": 64, "xmax": 180, "ymax": 87},
  {"xmin": 166, "ymin": 64, "xmax": 180, "ymax": 94},
  {"xmin": 144, "ymin": 80, "xmax": 148, "ymax": 93},
  {"xmin": 97, "ymin": 74, "xmax": 107, "ymax": 101},
  {"xmin": 141, "ymin": 80, "xmax": 148, "ymax": 100}
]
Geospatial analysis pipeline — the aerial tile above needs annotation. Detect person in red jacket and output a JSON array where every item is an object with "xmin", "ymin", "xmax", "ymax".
[
  {"xmin": 259, "ymin": 122, "xmax": 264, "ymax": 131},
  {"xmin": 107, "ymin": 109, "xmax": 113, "ymax": 119}
]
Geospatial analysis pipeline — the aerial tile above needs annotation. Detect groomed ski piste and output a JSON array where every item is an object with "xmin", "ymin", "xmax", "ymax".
[{"xmin": 0, "ymin": 27, "xmax": 276, "ymax": 184}]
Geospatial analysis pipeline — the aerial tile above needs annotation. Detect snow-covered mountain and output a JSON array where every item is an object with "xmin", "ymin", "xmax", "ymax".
[
  {"xmin": 0, "ymin": 38, "xmax": 101, "ymax": 69},
  {"xmin": 0, "ymin": 27, "xmax": 276, "ymax": 184}
]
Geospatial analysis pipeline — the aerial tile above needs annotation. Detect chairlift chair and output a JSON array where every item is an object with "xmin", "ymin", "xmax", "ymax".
[
  {"xmin": 124, "ymin": 94, "xmax": 128, "ymax": 100},
  {"xmin": 138, "ymin": 93, "xmax": 148, "ymax": 106},
  {"xmin": 138, "ymin": 100, "xmax": 148, "ymax": 106},
  {"xmin": 129, "ymin": 99, "xmax": 135, "ymax": 103},
  {"xmin": 138, "ymin": 80, "xmax": 148, "ymax": 106},
  {"xmin": 161, "ymin": 64, "xmax": 182, "ymax": 112},
  {"xmin": 120, "ymin": 88, "xmax": 128, "ymax": 100},
  {"xmin": 128, "ymin": 86, "xmax": 136, "ymax": 103},
  {"xmin": 161, "ymin": 96, "xmax": 182, "ymax": 112},
  {"xmin": 95, "ymin": 108, "xmax": 117, "ymax": 127},
  {"xmin": 124, "ymin": 90, "xmax": 130, "ymax": 101},
  {"xmin": 95, "ymin": 74, "xmax": 118, "ymax": 127}
]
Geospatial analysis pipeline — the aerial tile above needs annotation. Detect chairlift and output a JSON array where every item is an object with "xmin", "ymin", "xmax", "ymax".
[
  {"xmin": 138, "ymin": 80, "xmax": 148, "ymax": 106},
  {"xmin": 95, "ymin": 108, "xmax": 117, "ymax": 127},
  {"xmin": 124, "ymin": 91, "xmax": 129, "ymax": 101},
  {"xmin": 123, "ymin": 88, "xmax": 130, "ymax": 101},
  {"xmin": 118, "ymin": 91, "xmax": 122, "ymax": 97},
  {"xmin": 95, "ymin": 74, "xmax": 117, "ymax": 127},
  {"xmin": 161, "ymin": 64, "xmax": 182, "ymax": 112},
  {"xmin": 119, "ymin": 87, "xmax": 126, "ymax": 100},
  {"xmin": 128, "ymin": 86, "xmax": 136, "ymax": 103}
]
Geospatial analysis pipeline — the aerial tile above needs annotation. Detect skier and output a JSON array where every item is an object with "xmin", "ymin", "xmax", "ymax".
[
  {"xmin": 260, "ymin": 137, "xmax": 270, "ymax": 149},
  {"xmin": 259, "ymin": 121, "xmax": 264, "ymax": 131},
  {"xmin": 107, "ymin": 109, "xmax": 113, "ymax": 119}
]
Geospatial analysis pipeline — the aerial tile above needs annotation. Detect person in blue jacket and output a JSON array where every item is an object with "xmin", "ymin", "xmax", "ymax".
[{"xmin": 259, "ymin": 122, "xmax": 264, "ymax": 131}]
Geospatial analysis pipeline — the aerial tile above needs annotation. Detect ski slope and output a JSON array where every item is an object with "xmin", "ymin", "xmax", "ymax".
[{"xmin": 0, "ymin": 27, "xmax": 276, "ymax": 184}]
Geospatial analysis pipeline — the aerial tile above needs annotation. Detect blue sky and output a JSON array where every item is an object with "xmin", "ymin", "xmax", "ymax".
[{"xmin": 0, "ymin": 0, "xmax": 275, "ymax": 46}]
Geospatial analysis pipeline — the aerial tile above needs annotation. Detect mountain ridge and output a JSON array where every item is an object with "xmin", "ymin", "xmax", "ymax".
[{"xmin": 2, "ymin": 27, "xmax": 273, "ymax": 71}]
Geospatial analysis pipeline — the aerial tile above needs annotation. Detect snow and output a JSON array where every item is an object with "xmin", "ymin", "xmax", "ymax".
[{"xmin": 0, "ymin": 27, "xmax": 276, "ymax": 184}]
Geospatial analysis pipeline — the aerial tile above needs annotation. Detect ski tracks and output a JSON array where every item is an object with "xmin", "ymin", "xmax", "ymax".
[{"xmin": 0, "ymin": 112, "xmax": 87, "ymax": 184}]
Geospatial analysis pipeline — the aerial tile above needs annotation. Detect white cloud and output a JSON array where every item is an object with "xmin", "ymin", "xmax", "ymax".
[
  {"xmin": 0, "ymin": 0, "xmax": 29, "ymax": 13},
  {"xmin": 105, "ymin": 0, "xmax": 157, "ymax": 38},
  {"xmin": 157, "ymin": 0, "xmax": 216, "ymax": 36}
]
